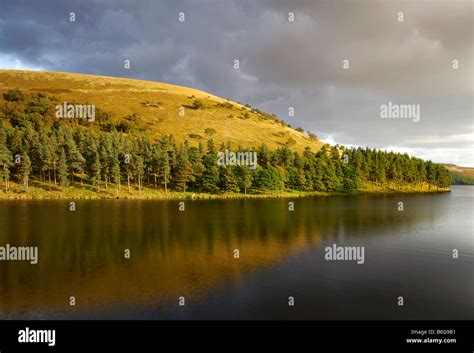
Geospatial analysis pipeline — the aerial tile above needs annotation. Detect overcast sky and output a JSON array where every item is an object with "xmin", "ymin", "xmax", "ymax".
[{"xmin": 0, "ymin": 0, "xmax": 472, "ymax": 166}]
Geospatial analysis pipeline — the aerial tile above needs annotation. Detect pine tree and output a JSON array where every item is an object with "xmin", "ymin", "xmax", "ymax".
[
  {"xmin": 174, "ymin": 144, "xmax": 192, "ymax": 192},
  {"xmin": 418, "ymin": 160, "xmax": 426, "ymax": 187},
  {"xmin": 10, "ymin": 129, "xmax": 24, "ymax": 182},
  {"xmin": 255, "ymin": 164, "xmax": 282, "ymax": 191},
  {"xmin": 58, "ymin": 147, "xmax": 69, "ymax": 187},
  {"xmin": 91, "ymin": 151, "xmax": 102, "ymax": 192},
  {"xmin": 99, "ymin": 138, "xmax": 111, "ymax": 190},
  {"xmin": 239, "ymin": 165, "xmax": 253, "ymax": 195},
  {"xmin": 202, "ymin": 139, "xmax": 219, "ymax": 193},
  {"xmin": 39, "ymin": 133, "xmax": 53, "ymax": 189},
  {"xmin": 134, "ymin": 155, "xmax": 144, "ymax": 194},
  {"xmin": 189, "ymin": 145, "xmax": 205, "ymax": 192},
  {"xmin": 150, "ymin": 145, "xmax": 160, "ymax": 189},
  {"xmin": 159, "ymin": 149, "xmax": 171, "ymax": 193},
  {"xmin": 436, "ymin": 166, "xmax": 450, "ymax": 188},
  {"xmin": 50, "ymin": 133, "xmax": 59, "ymax": 185},
  {"xmin": 65, "ymin": 136, "xmax": 85, "ymax": 186},
  {"xmin": 123, "ymin": 151, "xmax": 133, "ymax": 193},
  {"xmin": 312, "ymin": 156, "xmax": 325, "ymax": 191},
  {"xmin": 302, "ymin": 147, "xmax": 315, "ymax": 191},
  {"xmin": 219, "ymin": 165, "xmax": 239, "ymax": 192},
  {"xmin": 19, "ymin": 151, "xmax": 31, "ymax": 191},
  {"xmin": 342, "ymin": 164, "xmax": 358, "ymax": 192},
  {"xmin": 293, "ymin": 153, "xmax": 307, "ymax": 191},
  {"xmin": 322, "ymin": 150, "xmax": 342, "ymax": 191},
  {"xmin": 374, "ymin": 152, "xmax": 386, "ymax": 184},
  {"xmin": 275, "ymin": 145, "xmax": 294, "ymax": 168},
  {"xmin": 110, "ymin": 150, "xmax": 121, "ymax": 196},
  {"xmin": 426, "ymin": 161, "xmax": 437, "ymax": 189},
  {"xmin": 0, "ymin": 128, "xmax": 12, "ymax": 192}
]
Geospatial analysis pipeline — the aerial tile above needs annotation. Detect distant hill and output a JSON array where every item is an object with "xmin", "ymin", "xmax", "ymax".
[
  {"xmin": 441, "ymin": 164, "xmax": 474, "ymax": 185},
  {"xmin": 0, "ymin": 70, "xmax": 322, "ymax": 152}
]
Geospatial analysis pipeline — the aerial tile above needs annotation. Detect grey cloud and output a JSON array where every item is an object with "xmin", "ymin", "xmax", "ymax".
[{"xmin": 0, "ymin": 0, "xmax": 472, "ymax": 165}]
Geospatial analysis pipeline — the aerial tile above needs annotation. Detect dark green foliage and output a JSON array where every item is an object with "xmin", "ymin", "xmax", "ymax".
[
  {"xmin": 215, "ymin": 102, "xmax": 234, "ymax": 109},
  {"xmin": 3, "ymin": 89, "xmax": 24, "ymax": 102},
  {"xmin": 58, "ymin": 147, "xmax": 68, "ymax": 187},
  {"xmin": 19, "ymin": 151, "xmax": 31, "ymax": 190},
  {"xmin": 0, "ymin": 128, "xmax": 12, "ymax": 191},
  {"xmin": 204, "ymin": 128, "xmax": 216, "ymax": 137},
  {"xmin": 188, "ymin": 133, "xmax": 203, "ymax": 139},
  {"xmin": 174, "ymin": 143, "xmax": 192, "ymax": 192},
  {"xmin": 201, "ymin": 140, "xmax": 220, "ymax": 193},
  {"xmin": 184, "ymin": 99, "xmax": 204, "ymax": 110}
]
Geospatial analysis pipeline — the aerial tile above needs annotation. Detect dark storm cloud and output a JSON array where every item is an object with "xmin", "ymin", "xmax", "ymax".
[{"xmin": 0, "ymin": 0, "xmax": 472, "ymax": 165}]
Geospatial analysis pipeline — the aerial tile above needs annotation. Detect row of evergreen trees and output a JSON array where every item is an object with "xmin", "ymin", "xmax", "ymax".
[
  {"xmin": 0, "ymin": 90, "xmax": 450, "ymax": 195},
  {"xmin": 0, "ymin": 124, "xmax": 451, "ymax": 194}
]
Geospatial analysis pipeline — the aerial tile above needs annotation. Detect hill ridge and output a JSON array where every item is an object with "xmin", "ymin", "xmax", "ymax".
[{"xmin": 0, "ymin": 69, "xmax": 323, "ymax": 152}]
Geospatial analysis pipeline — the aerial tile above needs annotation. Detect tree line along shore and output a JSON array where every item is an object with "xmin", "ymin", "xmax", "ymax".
[{"xmin": 0, "ymin": 89, "xmax": 450, "ymax": 199}]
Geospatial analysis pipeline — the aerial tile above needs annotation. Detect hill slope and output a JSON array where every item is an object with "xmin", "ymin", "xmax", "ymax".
[
  {"xmin": 442, "ymin": 164, "xmax": 474, "ymax": 185},
  {"xmin": 0, "ymin": 69, "xmax": 322, "ymax": 152}
]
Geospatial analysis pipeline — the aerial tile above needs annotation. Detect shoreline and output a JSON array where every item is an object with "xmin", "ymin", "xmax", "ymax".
[{"xmin": 0, "ymin": 184, "xmax": 451, "ymax": 201}]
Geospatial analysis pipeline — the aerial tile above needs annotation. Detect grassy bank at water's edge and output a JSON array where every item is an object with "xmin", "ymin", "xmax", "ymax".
[{"xmin": 0, "ymin": 180, "xmax": 449, "ymax": 200}]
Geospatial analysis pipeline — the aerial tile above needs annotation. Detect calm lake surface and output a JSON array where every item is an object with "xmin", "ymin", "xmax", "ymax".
[{"xmin": 0, "ymin": 186, "xmax": 472, "ymax": 320}]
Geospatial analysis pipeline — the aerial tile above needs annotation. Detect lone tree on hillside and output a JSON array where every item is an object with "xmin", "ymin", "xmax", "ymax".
[
  {"xmin": 3, "ymin": 88, "xmax": 24, "ymax": 102},
  {"xmin": 204, "ymin": 128, "xmax": 216, "ymax": 137},
  {"xmin": 192, "ymin": 100, "xmax": 204, "ymax": 110}
]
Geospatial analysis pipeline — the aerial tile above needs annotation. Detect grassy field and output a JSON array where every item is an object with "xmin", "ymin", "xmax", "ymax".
[
  {"xmin": 0, "ymin": 69, "xmax": 323, "ymax": 153},
  {"xmin": 0, "ymin": 179, "xmax": 448, "ymax": 200}
]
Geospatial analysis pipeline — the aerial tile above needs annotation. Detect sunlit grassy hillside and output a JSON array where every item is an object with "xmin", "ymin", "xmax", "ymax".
[
  {"xmin": 0, "ymin": 70, "xmax": 323, "ymax": 152},
  {"xmin": 442, "ymin": 164, "xmax": 474, "ymax": 185}
]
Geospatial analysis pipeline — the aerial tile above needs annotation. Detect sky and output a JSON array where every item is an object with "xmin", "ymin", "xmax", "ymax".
[{"xmin": 0, "ymin": 0, "xmax": 472, "ymax": 166}]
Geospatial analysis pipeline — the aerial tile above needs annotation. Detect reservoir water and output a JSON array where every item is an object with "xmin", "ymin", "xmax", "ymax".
[{"xmin": 0, "ymin": 186, "xmax": 472, "ymax": 319}]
